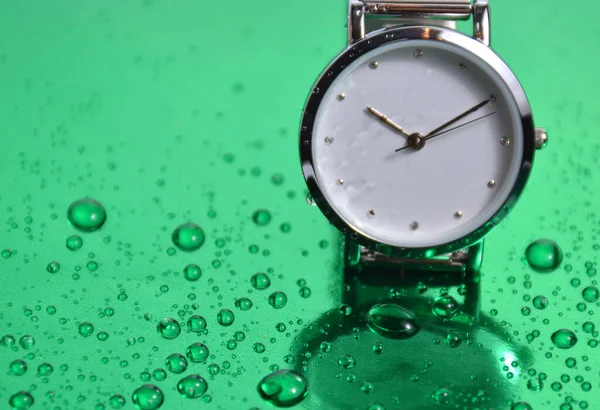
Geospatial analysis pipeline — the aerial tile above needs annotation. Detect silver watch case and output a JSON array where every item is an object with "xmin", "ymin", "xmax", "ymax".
[{"xmin": 299, "ymin": 25, "xmax": 535, "ymax": 259}]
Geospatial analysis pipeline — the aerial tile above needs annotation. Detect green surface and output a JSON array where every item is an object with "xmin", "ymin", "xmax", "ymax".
[{"xmin": 0, "ymin": 1, "xmax": 599, "ymax": 409}]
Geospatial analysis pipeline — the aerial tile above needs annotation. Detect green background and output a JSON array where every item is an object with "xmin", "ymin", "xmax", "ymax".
[{"xmin": 0, "ymin": 1, "xmax": 598, "ymax": 409}]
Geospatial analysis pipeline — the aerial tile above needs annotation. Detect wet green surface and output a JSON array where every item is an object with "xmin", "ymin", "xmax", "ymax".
[{"xmin": 0, "ymin": 1, "xmax": 599, "ymax": 409}]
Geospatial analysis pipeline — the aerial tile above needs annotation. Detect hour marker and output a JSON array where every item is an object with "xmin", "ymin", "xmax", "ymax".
[
  {"xmin": 369, "ymin": 61, "xmax": 379, "ymax": 69},
  {"xmin": 410, "ymin": 221, "xmax": 419, "ymax": 230},
  {"xmin": 455, "ymin": 211, "xmax": 464, "ymax": 219},
  {"xmin": 337, "ymin": 93, "xmax": 346, "ymax": 101},
  {"xmin": 414, "ymin": 49, "xmax": 424, "ymax": 58},
  {"xmin": 500, "ymin": 136, "xmax": 511, "ymax": 146},
  {"xmin": 487, "ymin": 180, "xmax": 496, "ymax": 188},
  {"xmin": 324, "ymin": 136, "xmax": 334, "ymax": 145},
  {"xmin": 368, "ymin": 210, "xmax": 375, "ymax": 217},
  {"xmin": 490, "ymin": 94, "xmax": 497, "ymax": 102},
  {"xmin": 337, "ymin": 179, "xmax": 344, "ymax": 185},
  {"xmin": 459, "ymin": 62, "xmax": 467, "ymax": 69}
]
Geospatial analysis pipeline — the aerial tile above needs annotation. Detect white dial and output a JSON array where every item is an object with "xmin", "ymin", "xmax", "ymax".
[{"xmin": 311, "ymin": 39, "xmax": 524, "ymax": 248}]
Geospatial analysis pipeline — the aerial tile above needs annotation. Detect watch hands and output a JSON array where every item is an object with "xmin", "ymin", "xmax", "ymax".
[
  {"xmin": 424, "ymin": 96, "xmax": 493, "ymax": 138},
  {"xmin": 366, "ymin": 107, "xmax": 411, "ymax": 138},
  {"xmin": 394, "ymin": 111, "xmax": 496, "ymax": 153}
]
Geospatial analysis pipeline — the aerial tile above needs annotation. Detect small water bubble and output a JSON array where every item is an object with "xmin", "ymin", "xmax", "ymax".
[
  {"xmin": 511, "ymin": 402, "xmax": 533, "ymax": 410},
  {"xmin": 38, "ymin": 363, "xmax": 53, "ymax": 376},
  {"xmin": 582, "ymin": 286, "xmax": 599, "ymax": 302},
  {"xmin": 551, "ymin": 329, "xmax": 578, "ymax": 349},
  {"xmin": 250, "ymin": 272, "xmax": 271, "ymax": 290},
  {"xmin": 183, "ymin": 264, "xmax": 202, "ymax": 281},
  {"xmin": 432, "ymin": 387, "xmax": 452, "ymax": 404},
  {"xmin": 525, "ymin": 239, "xmax": 563, "ymax": 272},
  {"xmin": 186, "ymin": 343, "xmax": 209, "ymax": 363},
  {"xmin": 208, "ymin": 364, "xmax": 220, "ymax": 375},
  {"xmin": 527, "ymin": 377, "xmax": 543, "ymax": 391},
  {"xmin": 432, "ymin": 295, "xmax": 459, "ymax": 319},
  {"xmin": 216, "ymin": 309, "xmax": 235, "ymax": 326},
  {"xmin": 337, "ymin": 355, "xmax": 356, "ymax": 369},
  {"xmin": 445, "ymin": 331, "xmax": 462, "ymax": 348},
  {"xmin": 67, "ymin": 198, "xmax": 107, "ymax": 232},
  {"xmin": 533, "ymin": 295, "xmax": 548, "ymax": 310},
  {"xmin": 66, "ymin": 235, "xmax": 83, "ymax": 251},
  {"xmin": 319, "ymin": 341, "xmax": 332, "ymax": 353},
  {"xmin": 156, "ymin": 318, "xmax": 181, "ymax": 339},
  {"xmin": 257, "ymin": 369, "xmax": 308, "ymax": 407},
  {"xmin": 46, "ymin": 261, "xmax": 60, "ymax": 274},
  {"xmin": 177, "ymin": 374, "xmax": 208, "ymax": 399},
  {"xmin": 366, "ymin": 303, "xmax": 420, "ymax": 340},
  {"xmin": 253, "ymin": 343, "xmax": 266, "ymax": 354},
  {"xmin": 172, "ymin": 223, "xmax": 205, "ymax": 251},
  {"xmin": 109, "ymin": 394, "xmax": 126, "ymax": 409},
  {"xmin": 372, "ymin": 342, "xmax": 384, "ymax": 354},
  {"xmin": 187, "ymin": 315, "xmax": 206, "ymax": 333},
  {"xmin": 152, "ymin": 368, "xmax": 167, "ymax": 381},
  {"xmin": 97, "ymin": 331, "xmax": 109, "ymax": 341},
  {"xmin": 19, "ymin": 335, "xmax": 35, "ymax": 349},
  {"xmin": 268, "ymin": 292, "xmax": 288, "ymax": 309},
  {"xmin": 252, "ymin": 209, "xmax": 272, "ymax": 226},
  {"xmin": 299, "ymin": 286, "xmax": 312, "ymax": 298},
  {"xmin": 131, "ymin": 384, "xmax": 164, "ymax": 409},
  {"xmin": 165, "ymin": 353, "xmax": 188, "ymax": 374}
]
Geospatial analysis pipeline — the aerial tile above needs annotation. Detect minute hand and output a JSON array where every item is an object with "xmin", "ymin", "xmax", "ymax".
[{"xmin": 425, "ymin": 98, "xmax": 492, "ymax": 138}]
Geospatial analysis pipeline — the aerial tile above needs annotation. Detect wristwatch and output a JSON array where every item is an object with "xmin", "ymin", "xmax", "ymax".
[{"xmin": 299, "ymin": 0, "xmax": 548, "ymax": 271}]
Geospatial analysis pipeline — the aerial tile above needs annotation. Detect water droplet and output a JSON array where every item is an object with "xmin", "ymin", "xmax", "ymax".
[
  {"xmin": 19, "ymin": 335, "xmax": 35, "ymax": 349},
  {"xmin": 216, "ymin": 309, "xmax": 235, "ymax": 326},
  {"xmin": 372, "ymin": 342, "xmax": 384, "ymax": 354},
  {"xmin": 152, "ymin": 369, "xmax": 167, "ymax": 381},
  {"xmin": 432, "ymin": 387, "xmax": 452, "ymax": 404},
  {"xmin": 186, "ymin": 343, "xmax": 209, "ymax": 363},
  {"xmin": 432, "ymin": 295, "xmax": 459, "ymax": 319},
  {"xmin": 187, "ymin": 315, "xmax": 207, "ymax": 333},
  {"xmin": 78, "ymin": 322, "xmax": 94, "ymax": 337},
  {"xmin": 208, "ymin": 364, "xmax": 220, "ymax": 375},
  {"xmin": 367, "ymin": 404, "xmax": 386, "ymax": 410},
  {"xmin": 8, "ymin": 391, "xmax": 34, "ymax": 409},
  {"xmin": 97, "ymin": 331, "xmax": 109, "ymax": 341},
  {"xmin": 67, "ymin": 198, "xmax": 106, "ymax": 232},
  {"xmin": 38, "ymin": 363, "xmax": 53, "ymax": 376},
  {"xmin": 268, "ymin": 292, "xmax": 288, "ymax": 309},
  {"xmin": 306, "ymin": 193, "xmax": 316, "ymax": 206},
  {"xmin": 66, "ymin": 235, "xmax": 83, "ymax": 251},
  {"xmin": 177, "ymin": 374, "xmax": 208, "ymax": 399},
  {"xmin": 445, "ymin": 331, "xmax": 462, "ymax": 348},
  {"xmin": 9, "ymin": 359, "xmax": 27, "ymax": 376},
  {"xmin": 46, "ymin": 261, "xmax": 60, "ymax": 274},
  {"xmin": 1, "ymin": 335, "xmax": 15, "ymax": 347},
  {"xmin": 235, "ymin": 298, "xmax": 253, "ymax": 311},
  {"xmin": 582, "ymin": 286, "xmax": 599, "ymax": 302},
  {"xmin": 156, "ymin": 318, "xmax": 181, "ymax": 339},
  {"xmin": 172, "ymin": 223, "xmax": 205, "ymax": 252},
  {"xmin": 252, "ymin": 209, "xmax": 272, "ymax": 226},
  {"xmin": 527, "ymin": 377, "xmax": 543, "ymax": 391},
  {"xmin": 299, "ymin": 286, "xmax": 311, "ymax": 298},
  {"xmin": 251, "ymin": 272, "xmax": 271, "ymax": 290},
  {"xmin": 525, "ymin": 239, "xmax": 563, "ymax": 273},
  {"xmin": 109, "ymin": 394, "xmax": 126, "ymax": 409},
  {"xmin": 319, "ymin": 341, "xmax": 332, "ymax": 353},
  {"xmin": 533, "ymin": 295, "xmax": 548, "ymax": 310},
  {"xmin": 165, "ymin": 353, "xmax": 188, "ymax": 374},
  {"xmin": 131, "ymin": 384, "xmax": 164, "ymax": 409},
  {"xmin": 183, "ymin": 264, "xmax": 202, "ymax": 281},
  {"xmin": 551, "ymin": 329, "xmax": 578, "ymax": 349},
  {"xmin": 511, "ymin": 402, "xmax": 532, "ymax": 410},
  {"xmin": 257, "ymin": 370, "xmax": 308, "ymax": 407},
  {"xmin": 366, "ymin": 303, "xmax": 420, "ymax": 340},
  {"xmin": 337, "ymin": 355, "xmax": 356, "ymax": 369}
]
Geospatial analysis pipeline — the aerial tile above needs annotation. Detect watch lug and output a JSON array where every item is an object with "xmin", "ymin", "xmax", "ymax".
[
  {"xmin": 535, "ymin": 127, "xmax": 549, "ymax": 150},
  {"xmin": 348, "ymin": 0, "xmax": 365, "ymax": 45},
  {"xmin": 473, "ymin": 0, "xmax": 491, "ymax": 47}
]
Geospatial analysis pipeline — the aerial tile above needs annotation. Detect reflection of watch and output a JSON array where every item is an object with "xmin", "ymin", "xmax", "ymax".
[{"xmin": 299, "ymin": 0, "xmax": 548, "ymax": 269}]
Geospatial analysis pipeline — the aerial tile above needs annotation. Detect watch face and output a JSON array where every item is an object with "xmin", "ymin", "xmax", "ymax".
[{"xmin": 301, "ymin": 27, "xmax": 534, "ymax": 252}]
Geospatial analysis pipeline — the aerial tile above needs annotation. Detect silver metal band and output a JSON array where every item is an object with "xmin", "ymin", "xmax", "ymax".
[{"xmin": 348, "ymin": 1, "xmax": 490, "ymax": 46}]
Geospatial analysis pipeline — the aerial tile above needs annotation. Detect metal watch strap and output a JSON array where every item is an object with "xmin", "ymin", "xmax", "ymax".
[
  {"xmin": 348, "ymin": 1, "xmax": 490, "ymax": 46},
  {"xmin": 344, "ymin": 0, "xmax": 489, "ymax": 273}
]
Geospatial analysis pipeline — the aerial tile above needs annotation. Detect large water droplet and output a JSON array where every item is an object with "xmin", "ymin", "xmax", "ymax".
[
  {"xmin": 268, "ymin": 292, "xmax": 288, "ymax": 309},
  {"xmin": 217, "ymin": 309, "xmax": 235, "ymax": 326},
  {"xmin": 8, "ymin": 391, "xmax": 34, "ymax": 409},
  {"xmin": 156, "ymin": 318, "xmax": 181, "ymax": 339},
  {"xmin": 186, "ymin": 343, "xmax": 209, "ymax": 363},
  {"xmin": 250, "ymin": 272, "xmax": 271, "ymax": 290},
  {"xmin": 172, "ymin": 223, "xmax": 205, "ymax": 251},
  {"xmin": 19, "ymin": 335, "xmax": 35, "ymax": 350},
  {"xmin": 131, "ymin": 384, "xmax": 164, "ymax": 409},
  {"xmin": 432, "ymin": 295, "xmax": 459, "ymax": 319},
  {"xmin": 9, "ymin": 359, "xmax": 27, "ymax": 376},
  {"xmin": 525, "ymin": 239, "xmax": 563, "ymax": 273},
  {"xmin": 165, "ymin": 353, "xmax": 188, "ymax": 374},
  {"xmin": 67, "ymin": 198, "xmax": 107, "ymax": 232},
  {"xmin": 257, "ymin": 370, "xmax": 308, "ymax": 407},
  {"xmin": 366, "ymin": 303, "xmax": 420, "ymax": 340},
  {"xmin": 551, "ymin": 329, "xmax": 578, "ymax": 349},
  {"xmin": 177, "ymin": 374, "xmax": 208, "ymax": 399}
]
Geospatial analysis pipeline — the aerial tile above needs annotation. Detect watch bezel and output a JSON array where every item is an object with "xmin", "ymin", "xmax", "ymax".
[{"xmin": 299, "ymin": 25, "xmax": 535, "ymax": 259}]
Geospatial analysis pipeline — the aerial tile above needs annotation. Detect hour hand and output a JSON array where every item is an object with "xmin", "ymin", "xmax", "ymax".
[{"xmin": 366, "ymin": 107, "xmax": 410, "ymax": 138}]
